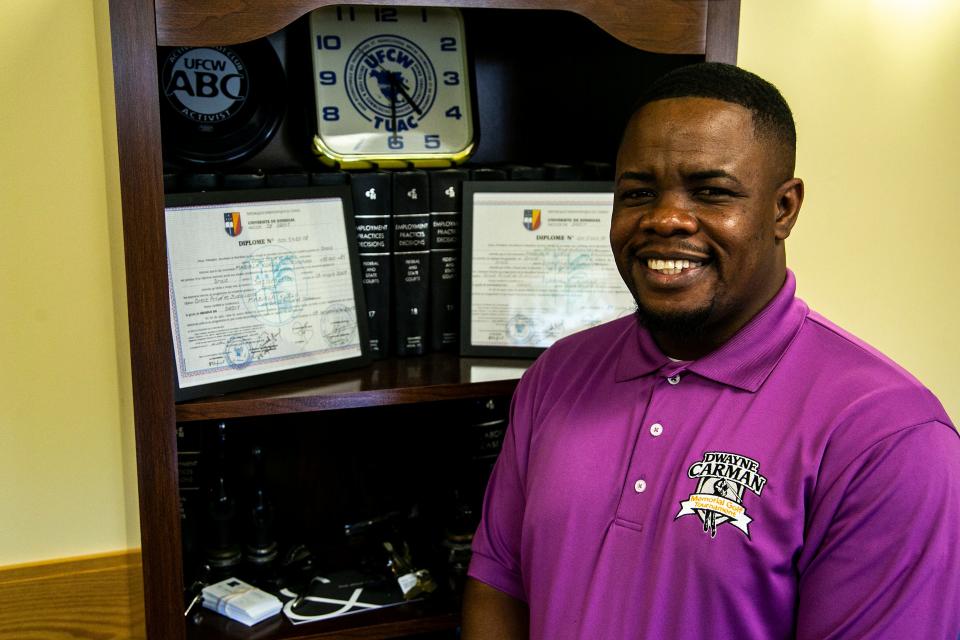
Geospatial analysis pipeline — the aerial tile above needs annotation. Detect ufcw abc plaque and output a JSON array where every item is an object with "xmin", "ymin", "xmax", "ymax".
[{"xmin": 158, "ymin": 39, "xmax": 286, "ymax": 166}]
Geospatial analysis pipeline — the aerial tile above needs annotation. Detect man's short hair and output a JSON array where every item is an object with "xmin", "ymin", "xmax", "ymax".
[{"xmin": 632, "ymin": 62, "xmax": 796, "ymax": 165}]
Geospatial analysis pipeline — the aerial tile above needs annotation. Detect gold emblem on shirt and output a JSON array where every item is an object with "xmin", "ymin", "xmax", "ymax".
[{"xmin": 675, "ymin": 451, "xmax": 768, "ymax": 538}]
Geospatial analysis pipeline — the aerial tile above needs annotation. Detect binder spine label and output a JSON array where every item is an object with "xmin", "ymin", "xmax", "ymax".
[
  {"xmin": 356, "ymin": 214, "xmax": 392, "ymax": 356},
  {"xmin": 430, "ymin": 211, "xmax": 460, "ymax": 349},
  {"xmin": 394, "ymin": 213, "xmax": 431, "ymax": 355}
]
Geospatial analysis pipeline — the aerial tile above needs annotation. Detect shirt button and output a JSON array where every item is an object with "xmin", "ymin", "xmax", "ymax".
[
  {"xmin": 634, "ymin": 479, "xmax": 647, "ymax": 493},
  {"xmin": 650, "ymin": 423, "xmax": 663, "ymax": 437},
  {"xmin": 667, "ymin": 374, "xmax": 681, "ymax": 385}
]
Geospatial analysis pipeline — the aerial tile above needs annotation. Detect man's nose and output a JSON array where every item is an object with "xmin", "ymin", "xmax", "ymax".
[{"xmin": 638, "ymin": 194, "xmax": 698, "ymax": 236}]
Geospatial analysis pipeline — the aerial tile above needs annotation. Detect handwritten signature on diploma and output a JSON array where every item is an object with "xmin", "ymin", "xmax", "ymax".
[{"xmin": 252, "ymin": 331, "xmax": 281, "ymax": 360}]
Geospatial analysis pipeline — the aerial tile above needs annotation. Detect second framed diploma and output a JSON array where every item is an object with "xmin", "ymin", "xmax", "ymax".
[
  {"xmin": 165, "ymin": 187, "xmax": 369, "ymax": 400},
  {"xmin": 461, "ymin": 182, "xmax": 635, "ymax": 358}
]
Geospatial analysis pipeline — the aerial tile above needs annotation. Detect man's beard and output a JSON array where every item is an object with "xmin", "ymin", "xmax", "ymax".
[{"xmin": 633, "ymin": 297, "xmax": 717, "ymax": 340}]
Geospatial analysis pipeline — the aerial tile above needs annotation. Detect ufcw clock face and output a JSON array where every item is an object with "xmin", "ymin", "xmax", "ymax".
[{"xmin": 309, "ymin": 6, "xmax": 476, "ymax": 167}]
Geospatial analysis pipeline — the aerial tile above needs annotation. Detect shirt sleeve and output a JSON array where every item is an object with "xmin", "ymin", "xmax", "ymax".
[
  {"xmin": 796, "ymin": 420, "xmax": 960, "ymax": 640},
  {"xmin": 466, "ymin": 364, "xmax": 541, "ymax": 603}
]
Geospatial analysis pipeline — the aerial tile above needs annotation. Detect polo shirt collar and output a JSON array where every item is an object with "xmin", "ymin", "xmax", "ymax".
[{"xmin": 615, "ymin": 270, "xmax": 808, "ymax": 392}]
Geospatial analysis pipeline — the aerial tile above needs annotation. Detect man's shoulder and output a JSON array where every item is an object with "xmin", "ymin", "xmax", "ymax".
[
  {"xmin": 792, "ymin": 308, "xmax": 953, "ymax": 429},
  {"xmin": 801, "ymin": 310, "xmax": 925, "ymax": 385}
]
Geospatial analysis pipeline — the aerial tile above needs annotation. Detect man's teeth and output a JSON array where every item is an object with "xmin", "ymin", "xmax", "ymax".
[{"xmin": 646, "ymin": 258, "xmax": 701, "ymax": 275}]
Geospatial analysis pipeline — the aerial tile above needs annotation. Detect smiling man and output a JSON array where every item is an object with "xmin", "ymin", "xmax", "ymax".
[
  {"xmin": 610, "ymin": 90, "xmax": 801, "ymax": 361},
  {"xmin": 462, "ymin": 63, "xmax": 959, "ymax": 639}
]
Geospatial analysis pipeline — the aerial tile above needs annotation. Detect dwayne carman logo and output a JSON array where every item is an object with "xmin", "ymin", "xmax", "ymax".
[
  {"xmin": 344, "ymin": 35, "xmax": 437, "ymax": 131},
  {"xmin": 675, "ymin": 451, "xmax": 767, "ymax": 539},
  {"xmin": 224, "ymin": 212, "xmax": 242, "ymax": 237},
  {"xmin": 523, "ymin": 209, "xmax": 541, "ymax": 231},
  {"xmin": 162, "ymin": 47, "xmax": 248, "ymax": 123}
]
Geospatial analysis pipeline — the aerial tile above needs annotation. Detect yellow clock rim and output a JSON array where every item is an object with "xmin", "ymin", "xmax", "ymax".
[{"xmin": 312, "ymin": 135, "xmax": 476, "ymax": 169}]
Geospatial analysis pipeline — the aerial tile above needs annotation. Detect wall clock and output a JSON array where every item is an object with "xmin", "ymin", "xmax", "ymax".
[{"xmin": 309, "ymin": 5, "xmax": 477, "ymax": 168}]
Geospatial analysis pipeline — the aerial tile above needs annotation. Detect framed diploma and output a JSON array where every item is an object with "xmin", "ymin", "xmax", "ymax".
[
  {"xmin": 164, "ymin": 187, "xmax": 370, "ymax": 400},
  {"xmin": 461, "ymin": 182, "xmax": 635, "ymax": 358}
]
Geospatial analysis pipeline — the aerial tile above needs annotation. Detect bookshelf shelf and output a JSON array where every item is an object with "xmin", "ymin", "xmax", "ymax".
[
  {"xmin": 176, "ymin": 354, "xmax": 529, "ymax": 421},
  {"xmin": 107, "ymin": 1, "xmax": 739, "ymax": 638}
]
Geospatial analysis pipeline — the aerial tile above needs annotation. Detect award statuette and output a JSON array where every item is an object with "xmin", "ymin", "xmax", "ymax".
[
  {"xmin": 203, "ymin": 423, "xmax": 242, "ymax": 577},
  {"xmin": 309, "ymin": 6, "xmax": 477, "ymax": 168},
  {"xmin": 159, "ymin": 39, "xmax": 285, "ymax": 165},
  {"xmin": 244, "ymin": 444, "xmax": 278, "ymax": 586},
  {"xmin": 383, "ymin": 540, "xmax": 437, "ymax": 601}
]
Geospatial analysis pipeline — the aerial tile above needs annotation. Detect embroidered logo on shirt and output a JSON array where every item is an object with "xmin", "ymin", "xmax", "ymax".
[{"xmin": 675, "ymin": 451, "xmax": 768, "ymax": 539}]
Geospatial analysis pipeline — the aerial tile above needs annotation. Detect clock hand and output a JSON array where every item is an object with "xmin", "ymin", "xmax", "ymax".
[
  {"xmin": 386, "ymin": 72, "xmax": 398, "ymax": 136},
  {"xmin": 392, "ymin": 78, "xmax": 423, "ymax": 116},
  {"xmin": 377, "ymin": 65, "xmax": 423, "ymax": 116}
]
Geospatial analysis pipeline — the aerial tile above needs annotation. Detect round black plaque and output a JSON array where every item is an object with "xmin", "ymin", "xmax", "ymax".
[{"xmin": 158, "ymin": 39, "xmax": 285, "ymax": 165}]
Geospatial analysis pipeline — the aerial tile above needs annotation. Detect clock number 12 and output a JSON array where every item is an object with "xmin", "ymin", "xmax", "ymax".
[{"xmin": 375, "ymin": 8, "xmax": 398, "ymax": 22}]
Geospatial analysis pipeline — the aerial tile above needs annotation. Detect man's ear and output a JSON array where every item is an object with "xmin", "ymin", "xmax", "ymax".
[{"xmin": 774, "ymin": 178, "xmax": 804, "ymax": 240}]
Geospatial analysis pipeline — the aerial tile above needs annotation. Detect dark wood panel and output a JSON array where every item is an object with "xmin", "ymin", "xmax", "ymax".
[
  {"xmin": 176, "ymin": 354, "xmax": 528, "ymax": 421},
  {"xmin": 705, "ymin": 0, "xmax": 740, "ymax": 63},
  {"xmin": 156, "ymin": 0, "xmax": 708, "ymax": 54},
  {"xmin": 108, "ymin": 1, "xmax": 185, "ymax": 639},
  {"xmin": 0, "ymin": 550, "xmax": 145, "ymax": 640}
]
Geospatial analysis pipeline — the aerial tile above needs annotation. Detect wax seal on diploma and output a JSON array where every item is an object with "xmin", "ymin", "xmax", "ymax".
[{"xmin": 158, "ymin": 39, "xmax": 285, "ymax": 165}]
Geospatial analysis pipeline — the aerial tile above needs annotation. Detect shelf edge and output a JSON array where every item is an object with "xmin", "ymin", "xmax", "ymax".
[
  {"xmin": 156, "ymin": 0, "xmax": 707, "ymax": 55},
  {"xmin": 176, "ymin": 379, "xmax": 522, "ymax": 421}
]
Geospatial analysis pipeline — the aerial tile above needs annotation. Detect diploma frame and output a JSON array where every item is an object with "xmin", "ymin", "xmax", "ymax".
[
  {"xmin": 461, "ymin": 181, "xmax": 631, "ymax": 358},
  {"xmin": 164, "ymin": 187, "xmax": 371, "ymax": 401}
]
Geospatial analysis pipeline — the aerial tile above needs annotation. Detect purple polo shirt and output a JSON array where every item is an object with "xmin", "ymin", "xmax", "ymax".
[{"xmin": 468, "ymin": 271, "xmax": 959, "ymax": 639}]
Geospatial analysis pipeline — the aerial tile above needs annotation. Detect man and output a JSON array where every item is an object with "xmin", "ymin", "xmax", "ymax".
[{"xmin": 462, "ymin": 63, "xmax": 959, "ymax": 639}]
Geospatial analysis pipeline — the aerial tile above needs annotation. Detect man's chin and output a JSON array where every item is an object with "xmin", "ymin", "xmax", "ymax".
[{"xmin": 633, "ymin": 303, "xmax": 714, "ymax": 338}]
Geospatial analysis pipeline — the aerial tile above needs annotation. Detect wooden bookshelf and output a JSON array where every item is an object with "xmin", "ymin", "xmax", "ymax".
[{"xmin": 106, "ymin": 1, "xmax": 739, "ymax": 638}]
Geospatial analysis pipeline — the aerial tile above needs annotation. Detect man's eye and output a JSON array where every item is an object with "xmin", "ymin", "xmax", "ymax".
[
  {"xmin": 695, "ymin": 187, "xmax": 733, "ymax": 199},
  {"xmin": 619, "ymin": 189, "xmax": 656, "ymax": 201}
]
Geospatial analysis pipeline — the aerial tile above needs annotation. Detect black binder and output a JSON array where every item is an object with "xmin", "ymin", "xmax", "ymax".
[
  {"xmin": 392, "ymin": 170, "xmax": 431, "ymax": 356},
  {"xmin": 428, "ymin": 169, "xmax": 468, "ymax": 351},
  {"xmin": 221, "ymin": 171, "xmax": 266, "ymax": 189},
  {"xmin": 350, "ymin": 172, "xmax": 393, "ymax": 358},
  {"xmin": 311, "ymin": 171, "xmax": 350, "ymax": 186},
  {"xmin": 266, "ymin": 171, "xmax": 309, "ymax": 187},
  {"xmin": 179, "ymin": 172, "xmax": 221, "ymax": 192},
  {"xmin": 543, "ymin": 162, "xmax": 583, "ymax": 180},
  {"xmin": 469, "ymin": 167, "xmax": 508, "ymax": 181},
  {"xmin": 505, "ymin": 164, "xmax": 547, "ymax": 181}
]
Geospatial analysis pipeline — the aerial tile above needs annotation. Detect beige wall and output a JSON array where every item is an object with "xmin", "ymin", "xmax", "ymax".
[
  {"xmin": 739, "ymin": 0, "xmax": 960, "ymax": 420},
  {"xmin": 0, "ymin": 0, "xmax": 956, "ymax": 566},
  {"xmin": 0, "ymin": 0, "xmax": 136, "ymax": 565}
]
